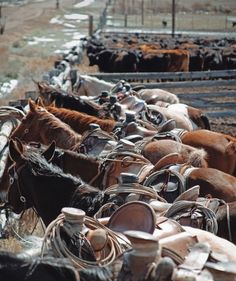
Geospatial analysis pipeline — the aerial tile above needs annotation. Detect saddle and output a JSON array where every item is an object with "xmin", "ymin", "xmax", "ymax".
[
  {"xmin": 164, "ymin": 200, "xmax": 218, "ymax": 235},
  {"xmin": 78, "ymin": 123, "xmax": 117, "ymax": 157},
  {"xmin": 107, "ymin": 201, "xmax": 157, "ymax": 234},
  {"xmin": 143, "ymin": 166, "xmax": 186, "ymax": 203}
]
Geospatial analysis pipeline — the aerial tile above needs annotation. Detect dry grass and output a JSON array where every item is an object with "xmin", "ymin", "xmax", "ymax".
[{"xmin": 0, "ymin": 209, "xmax": 44, "ymax": 253}]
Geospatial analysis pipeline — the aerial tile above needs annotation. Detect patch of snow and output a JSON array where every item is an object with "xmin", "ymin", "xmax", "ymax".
[
  {"xmin": 27, "ymin": 36, "xmax": 57, "ymax": 45},
  {"xmin": 63, "ymin": 40, "xmax": 81, "ymax": 49},
  {"xmin": 50, "ymin": 15, "xmax": 64, "ymax": 24},
  {"xmin": 63, "ymin": 23, "xmax": 76, "ymax": 28},
  {"xmin": 74, "ymin": 0, "xmax": 94, "ymax": 8},
  {"xmin": 0, "ymin": 80, "xmax": 18, "ymax": 98},
  {"xmin": 64, "ymin": 14, "xmax": 88, "ymax": 21}
]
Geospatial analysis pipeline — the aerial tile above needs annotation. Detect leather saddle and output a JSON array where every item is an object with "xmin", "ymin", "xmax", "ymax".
[
  {"xmin": 142, "ymin": 168, "xmax": 186, "ymax": 203},
  {"xmin": 107, "ymin": 201, "xmax": 156, "ymax": 234},
  {"xmin": 78, "ymin": 124, "xmax": 117, "ymax": 157}
]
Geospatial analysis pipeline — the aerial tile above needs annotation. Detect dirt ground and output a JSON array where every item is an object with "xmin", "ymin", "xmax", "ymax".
[{"xmin": 0, "ymin": 0, "xmax": 235, "ymax": 137}]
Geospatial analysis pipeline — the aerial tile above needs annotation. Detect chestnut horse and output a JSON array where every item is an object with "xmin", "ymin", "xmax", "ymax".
[
  {"xmin": 181, "ymin": 129, "xmax": 236, "ymax": 176},
  {"xmin": 216, "ymin": 201, "xmax": 236, "ymax": 244},
  {"xmin": 10, "ymin": 100, "xmax": 82, "ymax": 150},
  {"xmin": 45, "ymin": 104, "xmax": 116, "ymax": 135},
  {"xmin": 141, "ymin": 139, "xmax": 208, "ymax": 168}
]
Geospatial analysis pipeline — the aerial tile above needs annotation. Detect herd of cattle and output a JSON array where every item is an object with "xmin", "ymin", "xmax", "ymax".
[
  {"xmin": 84, "ymin": 33, "xmax": 236, "ymax": 72},
  {"xmin": 0, "ymin": 33, "xmax": 236, "ymax": 280}
]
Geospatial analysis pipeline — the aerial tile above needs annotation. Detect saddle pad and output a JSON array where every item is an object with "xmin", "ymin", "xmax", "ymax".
[{"xmin": 107, "ymin": 201, "xmax": 156, "ymax": 234}]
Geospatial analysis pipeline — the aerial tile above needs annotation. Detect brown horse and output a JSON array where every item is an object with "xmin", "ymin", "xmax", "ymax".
[
  {"xmin": 181, "ymin": 129, "xmax": 236, "ymax": 176},
  {"xmin": 45, "ymin": 104, "xmax": 116, "ymax": 135},
  {"xmin": 180, "ymin": 166, "xmax": 236, "ymax": 202},
  {"xmin": 141, "ymin": 139, "xmax": 208, "ymax": 168},
  {"xmin": 10, "ymin": 100, "xmax": 82, "ymax": 150},
  {"xmin": 216, "ymin": 201, "xmax": 236, "ymax": 244}
]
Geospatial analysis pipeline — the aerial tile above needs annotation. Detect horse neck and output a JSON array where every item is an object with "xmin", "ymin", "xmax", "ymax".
[
  {"xmin": 47, "ymin": 106, "xmax": 116, "ymax": 134},
  {"xmin": 38, "ymin": 111, "xmax": 81, "ymax": 149},
  {"xmin": 62, "ymin": 152, "xmax": 100, "ymax": 183},
  {"xmin": 22, "ymin": 164, "xmax": 78, "ymax": 226},
  {"xmin": 82, "ymin": 76, "xmax": 114, "ymax": 96}
]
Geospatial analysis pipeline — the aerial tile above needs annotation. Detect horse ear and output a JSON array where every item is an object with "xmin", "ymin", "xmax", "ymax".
[
  {"xmin": 36, "ymin": 97, "xmax": 45, "ymax": 107},
  {"xmin": 42, "ymin": 141, "xmax": 56, "ymax": 162},
  {"xmin": 49, "ymin": 100, "xmax": 56, "ymax": 107},
  {"xmin": 29, "ymin": 99, "xmax": 37, "ymax": 112},
  {"xmin": 9, "ymin": 139, "xmax": 23, "ymax": 163}
]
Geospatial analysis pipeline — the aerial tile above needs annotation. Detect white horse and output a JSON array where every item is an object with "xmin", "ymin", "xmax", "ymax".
[{"xmin": 73, "ymin": 74, "xmax": 115, "ymax": 97}]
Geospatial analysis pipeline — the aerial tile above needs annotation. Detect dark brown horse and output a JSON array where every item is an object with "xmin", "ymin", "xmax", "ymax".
[
  {"xmin": 0, "ymin": 252, "xmax": 78, "ymax": 281},
  {"xmin": 37, "ymin": 81, "xmax": 101, "ymax": 117},
  {"xmin": 10, "ymin": 100, "xmax": 82, "ymax": 150},
  {"xmin": 6, "ymin": 139, "xmax": 109, "ymax": 226}
]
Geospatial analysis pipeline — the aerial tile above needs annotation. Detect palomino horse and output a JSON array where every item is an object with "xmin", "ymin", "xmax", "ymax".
[
  {"xmin": 73, "ymin": 74, "xmax": 115, "ymax": 96},
  {"xmin": 181, "ymin": 129, "xmax": 236, "ymax": 176},
  {"xmin": 10, "ymin": 100, "xmax": 82, "ymax": 150}
]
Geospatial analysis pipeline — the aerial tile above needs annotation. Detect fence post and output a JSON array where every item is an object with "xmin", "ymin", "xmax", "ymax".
[
  {"xmin": 124, "ymin": 14, "xmax": 127, "ymax": 27},
  {"xmin": 172, "ymin": 0, "xmax": 175, "ymax": 37},
  {"xmin": 141, "ymin": 0, "xmax": 144, "ymax": 25},
  {"xmin": 89, "ymin": 15, "xmax": 93, "ymax": 36}
]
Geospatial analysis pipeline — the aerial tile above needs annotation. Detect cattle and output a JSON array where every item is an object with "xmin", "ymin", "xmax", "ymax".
[
  {"xmin": 88, "ymin": 49, "xmax": 139, "ymax": 73},
  {"xmin": 138, "ymin": 49, "xmax": 190, "ymax": 72}
]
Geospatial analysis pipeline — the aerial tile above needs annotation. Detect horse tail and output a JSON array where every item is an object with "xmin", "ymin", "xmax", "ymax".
[
  {"xmin": 188, "ymin": 149, "xmax": 208, "ymax": 168},
  {"xmin": 200, "ymin": 113, "xmax": 211, "ymax": 130}
]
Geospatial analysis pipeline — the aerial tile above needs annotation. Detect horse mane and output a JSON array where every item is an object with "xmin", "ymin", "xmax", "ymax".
[
  {"xmin": 69, "ymin": 184, "xmax": 109, "ymax": 216},
  {"xmin": 46, "ymin": 106, "xmax": 116, "ymax": 134},
  {"xmin": 23, "ymin": 149, "xmax": 82, "ymax": 186}
]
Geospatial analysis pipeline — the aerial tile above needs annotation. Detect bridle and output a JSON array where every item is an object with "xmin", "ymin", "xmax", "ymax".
[{"xmin": 8, "ymin": 161, "xmax": 28, "ymax": 211}]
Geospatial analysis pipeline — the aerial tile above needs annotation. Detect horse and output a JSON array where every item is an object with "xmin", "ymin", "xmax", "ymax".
[
  {"xmin": 181, "ymin": 129, "xmax": 236, "ymax": 176},
  {"xmin": 37, "ymin": 81, "xmax": 101, "ymax": 116},
  {"xmin": 44, "ymin": 104, "xmax": 117, "ymax": 135},
  {"xmin": 73, "ymin": 74, "xmax": 115, "ymax": 96},
  {"xmin": 6, "ymin": 139, "xmax": 109, "ymax": 226},
  {"xmin": 140, "ymin": 139, "xmax": 208, "ymax": 168},
  {"xmin": 137, "ymin": 88, "xmax": 180, "ymax": 104},
  {"xmin": 143, "ymin": 163, "xmax": 236, "ymax": 203},
  {"xmin": 215, "ymin": 201, "xmax": 236, "ymax": 244},
  {"xmin": 0, "ymin": 251, "xmax": 79, "ymax": 281},
  {"xmin": 10, "ymin": 100, "xmax": 82, "ymax": 150}
]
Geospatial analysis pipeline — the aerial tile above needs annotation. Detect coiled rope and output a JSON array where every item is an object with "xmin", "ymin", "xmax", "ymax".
[
  {"xmin": 164, "ymin": 200, "xmax": 218, "ymax": 235},
  {"xmin": 41, "ymin": 213, "xmax": 130, "ymax": 270}
]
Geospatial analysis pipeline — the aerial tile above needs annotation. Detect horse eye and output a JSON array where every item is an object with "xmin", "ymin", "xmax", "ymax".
[
  {"xmin": 9, "ymin": 177, "xmax": 14, "ymax": 185},
  {"xmin": 24, "ymin": 128, "xmax": 29, "ymax": 134}
]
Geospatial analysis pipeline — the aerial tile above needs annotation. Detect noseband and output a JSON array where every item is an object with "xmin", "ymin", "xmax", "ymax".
[{"xmin": 8, "ymin": 162, "xmax": 27, "ymax": 209}]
